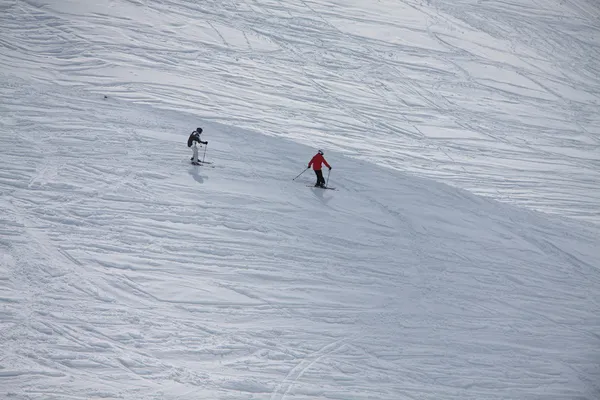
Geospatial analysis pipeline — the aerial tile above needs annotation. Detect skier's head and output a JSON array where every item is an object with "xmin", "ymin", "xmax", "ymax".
[
  {"xmin": 196, "ymin": 127, "xmax": 203, "ymax": 135},
  {"xmin": 318, "ymin": 149, "xmax": 323, "ymax": 155}
]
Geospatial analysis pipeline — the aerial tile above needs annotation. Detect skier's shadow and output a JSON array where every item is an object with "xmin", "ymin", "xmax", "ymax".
[
  {"xmin": 188, "ymin": 166, "xmax": 206, "ymax": 184},
  {"xmin": 310, "ymin": 186, "xmax": 331, "ymax": 205}
]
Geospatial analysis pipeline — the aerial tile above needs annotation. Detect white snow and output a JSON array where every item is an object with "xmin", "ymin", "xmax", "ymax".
[{"xmin": 1, "ymin": 0, "xmax": 599, "ymax": 399}]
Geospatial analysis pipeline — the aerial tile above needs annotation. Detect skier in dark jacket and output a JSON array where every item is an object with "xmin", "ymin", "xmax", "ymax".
[
  {"xmin": 308, "ymin": 150, "xmax": 331, "ymax": 188},
  {"xmin": 188, "ymin": 128, "xmax": 207, "ymax": 164}
]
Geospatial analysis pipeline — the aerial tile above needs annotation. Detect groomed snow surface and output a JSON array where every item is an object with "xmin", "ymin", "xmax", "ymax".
[{"xmin": 1, "ymin": 0, "xmax": 600, "ymax": 399}]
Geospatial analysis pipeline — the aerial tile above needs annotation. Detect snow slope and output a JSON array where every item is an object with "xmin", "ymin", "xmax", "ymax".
[
  {"xmin": 1, "ymin": 0, "xmax": 600, "ymax": 399},
  {"xmin": 0, "ymin": 0, "xmax": 599, "ymax": 222},
  {"xmin": 1, "ymin": 79, "xmax": 600, "ymax": 399}
]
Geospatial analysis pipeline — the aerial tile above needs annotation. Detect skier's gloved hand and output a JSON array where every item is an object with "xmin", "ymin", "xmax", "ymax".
[
  {"xmin": 328, "ymin": 166, "xmax": 332, "ymax": 170},
  {"xmin": 307, "ymin": 166, "xmax": 310, "ymax": 169}
]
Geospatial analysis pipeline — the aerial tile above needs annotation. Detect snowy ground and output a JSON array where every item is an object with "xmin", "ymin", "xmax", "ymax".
[
  {"xmin": 1, "ymin": 84, "xmax": 599, "ymax": 399},
  {"xmin": 1, "ymin": 0, "xmax": 599, "ymax": 222},
  {"xmin": 1, "ymin": 0, "xmax": 600, "ymax": 399}
]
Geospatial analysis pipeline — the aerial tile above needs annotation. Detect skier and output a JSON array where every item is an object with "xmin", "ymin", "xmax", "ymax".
[
  {"xmin": 307, "ymin": 150, "xmax": 331, "ymax": 188},
  {"xmin": 188, "ymin": 128, "xmax": 208, "ymax": 165}
]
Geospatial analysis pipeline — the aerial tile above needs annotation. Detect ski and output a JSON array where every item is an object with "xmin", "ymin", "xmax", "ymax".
[
  {"xmin": 191, "ymin": 161, "xmax": 215, "ymax": 167},
  {"xmin": 190, "ymin": 158, "xmax": 212, "ymax": 164},
  {"xmin": 307, "ymin": 185, "xmax": 336, "ymax": 190}
]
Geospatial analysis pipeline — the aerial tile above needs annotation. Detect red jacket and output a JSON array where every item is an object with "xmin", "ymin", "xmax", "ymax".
[{"xmin": 308, "ymin": 153, "xmax": 330, "ymax": 171}]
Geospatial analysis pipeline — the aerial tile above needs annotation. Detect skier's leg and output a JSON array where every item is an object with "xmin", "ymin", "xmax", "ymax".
[
  {"xmin": 192, "ymin": 145, "xmax": 199, "ymax": 163},
  {"xmin": 314, "ymin": 169, "xmax": 320, "ymax": 186},
  {"xmin": 316, "ymin": 170, "xmax": 325, "ymax": 187}
]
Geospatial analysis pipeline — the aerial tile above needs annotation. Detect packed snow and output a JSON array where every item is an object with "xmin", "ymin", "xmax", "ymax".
[{"xmin": 1, "ymin": 0, "xmax": 599, "ymax": 399}]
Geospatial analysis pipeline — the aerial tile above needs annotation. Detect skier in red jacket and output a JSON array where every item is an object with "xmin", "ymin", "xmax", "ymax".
[{"xmin": 308, "ymin": 150, "xmax": 331, "ymax": 188}]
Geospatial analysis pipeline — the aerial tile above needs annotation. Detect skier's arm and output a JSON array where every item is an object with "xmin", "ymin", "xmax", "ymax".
[
  {"xmin": 308, "ymin": 156, "xmax": 314, "ymax": 169},
  {"xmin": 323, "ymin": 159, "xmax": 331, "ymax": 169}
]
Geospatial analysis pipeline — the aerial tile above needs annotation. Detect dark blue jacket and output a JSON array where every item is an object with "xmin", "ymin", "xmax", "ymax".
[{"xmin": 188, "ymin": 132, "xmax": 207, "ymax": 147}]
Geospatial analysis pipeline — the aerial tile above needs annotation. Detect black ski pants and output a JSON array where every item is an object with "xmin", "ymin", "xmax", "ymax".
[{"xmin": 314, "ymin": 169, "xmax": 325, "ymax": 187}]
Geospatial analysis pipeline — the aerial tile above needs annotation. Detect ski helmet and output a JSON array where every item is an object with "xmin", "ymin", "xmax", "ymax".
[
  {"xmin": 318, "ymin": 149, "xmax": 323, "ymax": 155},
  {"xmin": 196, "ymin": 127, "xmax": 203, "ymax": 134}
]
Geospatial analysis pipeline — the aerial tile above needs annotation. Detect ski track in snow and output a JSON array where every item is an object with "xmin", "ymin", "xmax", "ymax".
[{"xmin": 1, "ymin": 0, "xmax": 600, "ymax": 399}]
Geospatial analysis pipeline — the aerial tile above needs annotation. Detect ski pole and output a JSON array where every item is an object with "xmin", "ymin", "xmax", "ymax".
[
  {"xmin": 326, "ymin": 168, "xmax": 331, "ymax": 187},
  {"xmin": 292, "ymin": 167, "xmax": 309, "ymax": 181},
  {"xmin": 202, "ymin": 143, "xmax": 208, "ymax": 163}
]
